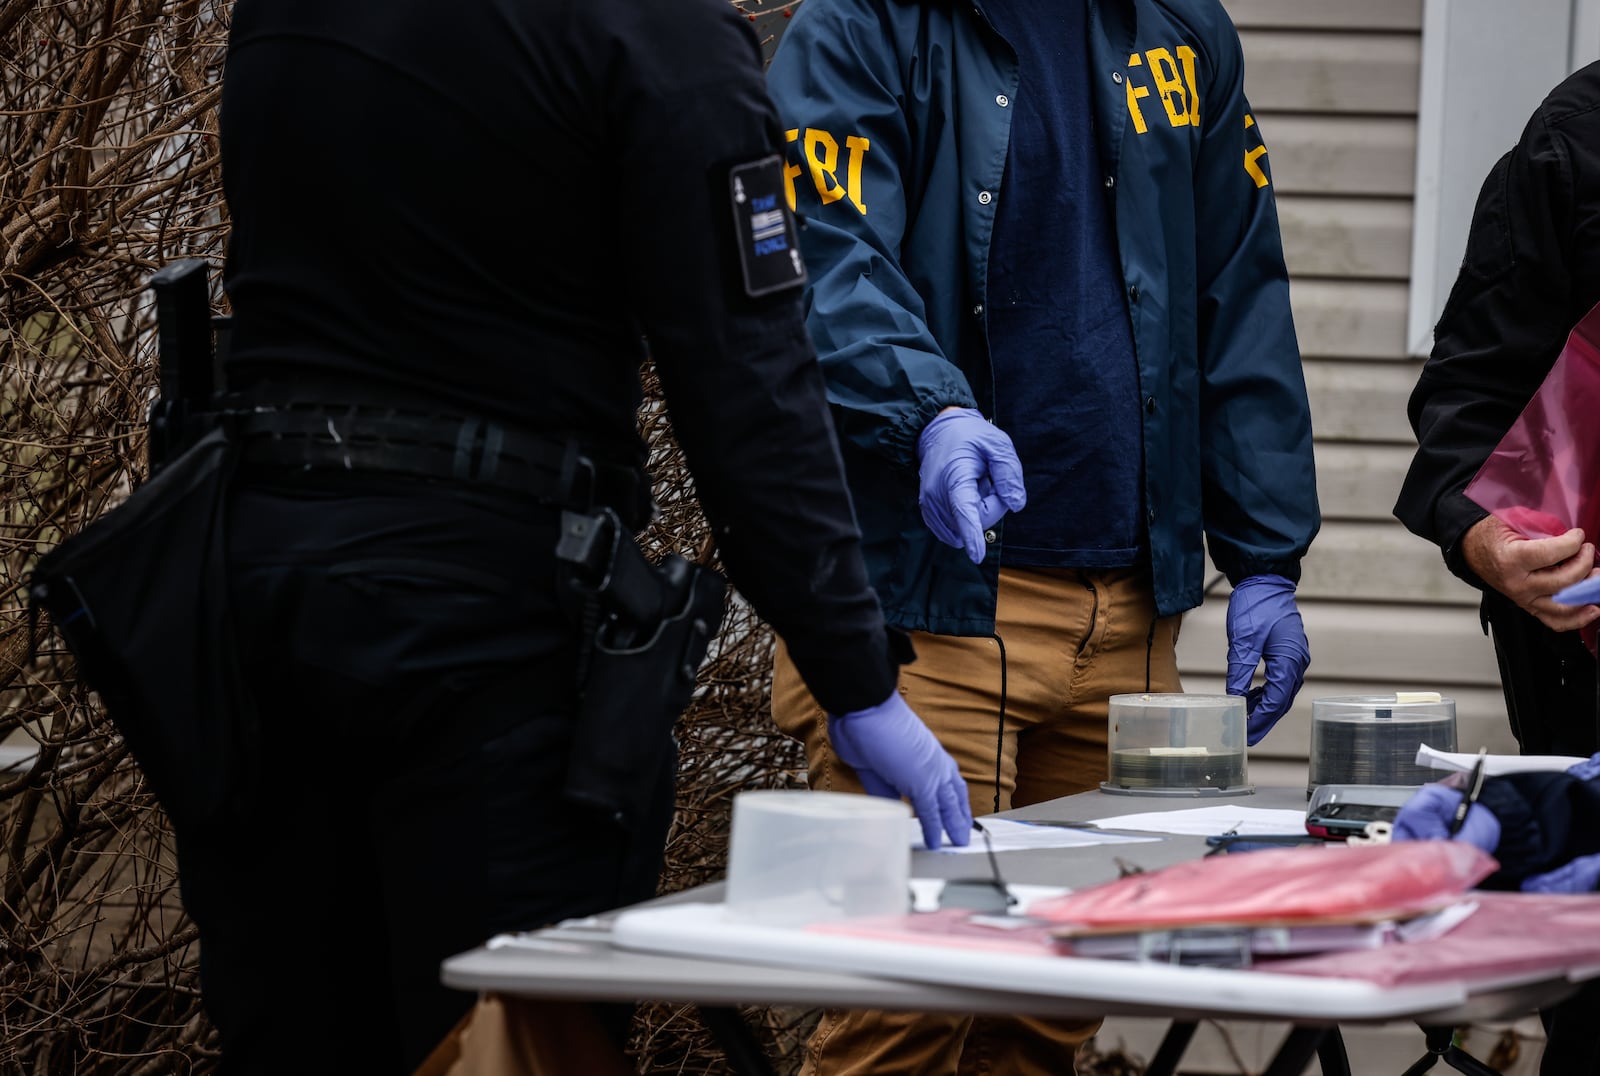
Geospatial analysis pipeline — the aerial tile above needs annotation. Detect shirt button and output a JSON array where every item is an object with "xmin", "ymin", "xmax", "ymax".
[
  {"xmin": 973, "ymin": 304, "xmax": 984, "ymax": 316},
  {"xmin": 996, "ymin": 94, "xmax": 1010, "ymax": 108},
  {"xmin": 1112, "ymin": 71, "xmax": 1124, "ymax": 85},
  {"xmin": 1145, "ymin": 395, "xmax": 1157, "ymax": 414},
  {"xmin": 1128, "ymin": 284, "xmax": 1140, "ymax": 303},
  {"xmin": 1104, "ymin": 175, "xmax": 1115, "ymax": 190},
  {"xmin": 978, "ymin": 190, "xmax": 993, "ymax": 205},
  {"xmin": 984, "ymin": 528, "xmax": 999, "ymax": 545},
  {"xmin": 1148, "ymin": 507, "xmax": 1156, "ymax": 523}
]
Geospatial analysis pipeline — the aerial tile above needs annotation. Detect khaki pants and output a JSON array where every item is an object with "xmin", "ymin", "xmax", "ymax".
[{"xmin": 772, "ymin": 565, "xmax": 1182, "ymax": 1076}]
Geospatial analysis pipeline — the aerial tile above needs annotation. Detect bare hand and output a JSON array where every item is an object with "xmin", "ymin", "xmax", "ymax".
[{"xmin": 1461, "ymin": 516, "xmax": 1600, "ymax": 632}]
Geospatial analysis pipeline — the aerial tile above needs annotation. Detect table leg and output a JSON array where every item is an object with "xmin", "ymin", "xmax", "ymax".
[
  {"xmin": 1261, "ymin": 1026, "xmax": 1329, "ymax": 1076},
  {"xmin": 1144, "ymin": 1021, "xmax": 1198, "ymax": 1076},
  {"xmin": 1316, "ymin": 1027, "xmax": 1352, "ymax": 1076},
  {"xmin": 698, "ymin": 1006, "xmax": 779, "ymax": 1076},
  {"xmin": 1401, "ymin": 1025, "xmax": 1502, "ymax": 1076}
]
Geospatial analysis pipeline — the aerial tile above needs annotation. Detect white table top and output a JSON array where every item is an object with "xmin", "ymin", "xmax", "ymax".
[{"xmin": 440, "ymin": 786, "xmax": 1596, "ymax": 1027}]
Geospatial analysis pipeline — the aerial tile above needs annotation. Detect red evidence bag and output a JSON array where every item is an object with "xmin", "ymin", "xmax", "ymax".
[
  {"xmin": 1025, "ymin": 842, "xmax": 1496, "ymax": 933},
  {"xmin": 1464, "ymin": 300, "xmax": 1600, "ymax": 652}
]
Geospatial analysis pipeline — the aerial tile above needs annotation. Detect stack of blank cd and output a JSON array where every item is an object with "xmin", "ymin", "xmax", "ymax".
[
  {"xmin": 1307, "ymin": 692, "xmax": 1457, "ymax": 797},
  {"xmin": 1102, "ymin": 693, "xmax": 1252, "ymax": 797}
]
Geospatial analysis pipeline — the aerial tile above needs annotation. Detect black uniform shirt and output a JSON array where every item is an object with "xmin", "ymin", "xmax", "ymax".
[
  {"xmin": 220, "ymin": 0, "xmax": 902, "ymax": 714},
  {"xmin": 1395, "ymin": 60, "xmax": 1600, "ymax": 581}
]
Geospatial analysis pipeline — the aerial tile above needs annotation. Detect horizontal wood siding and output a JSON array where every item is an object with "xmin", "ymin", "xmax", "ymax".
[
  {"xmin": 1184, "ymin": 8, "xmax": 1508, "ymax": 762},
  {"xmin": 1257, "ymin": 114, "xmax": 1417, "ymax": 197},
  {"xmin": 1290, "ymin": 280, "xmax": 1410, "ymax": 359},
  {"xmin": 1312, "ymin": 442, "xmax": 1416, "ymax": 521},
  {"xmin": 1277, "ymin": 196, "xmax": 1412, "ymax": 279},
  {"xmin": 1225, "ymin": 0, "xmax": 1423, "ymax": 33},
  {"xmin": 1302, "ymin": 360, "xmax": 1425, "ymax": 441},
  {"xmin": 1298, "ymin": 523, "xmax": 1475, "ymax": 605},
  {"xmin": 1179, "ymin": 600, "xmax": 1501, "ymax": 691},
  {"xmin": 1237, "ymin": 32, "xmax": 1422, "ymax": 114}
]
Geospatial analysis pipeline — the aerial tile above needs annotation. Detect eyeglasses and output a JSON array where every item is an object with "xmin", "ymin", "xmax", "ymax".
[{"xmin": 936, "ymin": 820, "xmax": 1020, "ymax": 915}]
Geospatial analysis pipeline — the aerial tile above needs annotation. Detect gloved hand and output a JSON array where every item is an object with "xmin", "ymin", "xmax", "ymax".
[
  {"xmin": 828, "ymin": 691, "xmax": 973, "ymax": 850},
  {"xmin": 1521, "ymin": 852, "xmax": 1600, "ymax": 893},
  {"xmin": 1224, "ymin": 574, "xmax": 1310, "ymax": 745},
  {"xmin": 1391, "ymin": 782, "xmax": 1502, "ymax": 853},
  {"xmin": 1568, "ymin": 752, "xmax": 1600, "ymax": 781},
  {"xmin": 916, "ymin": 407, "xmax": 1027, "ymax": 563}
]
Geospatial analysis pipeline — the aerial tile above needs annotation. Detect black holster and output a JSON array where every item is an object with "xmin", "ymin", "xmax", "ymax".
[
  {"xmin": 27, "ymin": 427, "xmax": 253, "ymax": 831},
  {"xmin": 555, "ymin": 509, "xmax": 726, "ymax": 826}
]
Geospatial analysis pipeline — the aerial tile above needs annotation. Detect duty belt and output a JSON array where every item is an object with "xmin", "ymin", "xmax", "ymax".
[{"xmin": 226, "ymin": 399, "xmax": 654, "ymax": 530}]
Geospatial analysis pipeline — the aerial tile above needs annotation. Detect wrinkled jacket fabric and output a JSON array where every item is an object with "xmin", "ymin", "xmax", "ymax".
[
  {"xmin": 1395, "ymin": 60, "xmax": 1600, "ymax": 583},
  {"xmin": 1478, "ymin": 769, "xmax": 1600, "ymax": 888},
  {"xmin": 1393, "ymin": 60, "xmax": 1600, "ymax": 758},
  {"xmin": 767, "ymin": 0, "xmax": 1319, "ymax": 634}
]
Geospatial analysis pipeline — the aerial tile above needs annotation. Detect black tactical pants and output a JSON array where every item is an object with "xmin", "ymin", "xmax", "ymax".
[
  {"xmin": 174, "ymin": 477, "xmax": 674, "ymax": 1075},
  {"xmin": 1484, "ymin": 591, "xmax": 1598, "ymax": 759}
]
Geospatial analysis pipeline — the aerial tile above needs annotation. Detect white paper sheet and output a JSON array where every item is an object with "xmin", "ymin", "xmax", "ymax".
[
  {"xmin": 1084, "ymin": 804, "xmax": 1308, "ymax": 836},
  {"xmin": 909, "ymin": 817, "xmax": 1162, "ymax": 854},
  {"xmin": 1415, "ymin": 744, "xmax": 1587, "ymax": 777}
]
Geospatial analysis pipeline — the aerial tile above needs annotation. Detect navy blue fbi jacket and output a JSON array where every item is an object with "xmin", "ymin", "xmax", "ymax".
[
  {"xmin": 220, "ymin": 0, "xmax": 904, "ymax": 714},
  {"xmin": 768, "ymin": 0, "xmax": 1321, "ymax": 634}
]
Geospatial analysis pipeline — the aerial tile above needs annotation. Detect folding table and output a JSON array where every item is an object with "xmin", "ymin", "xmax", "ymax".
[{"xmin": 443, "ymin": 787, "xmax": 1600, "ymax": 1075}]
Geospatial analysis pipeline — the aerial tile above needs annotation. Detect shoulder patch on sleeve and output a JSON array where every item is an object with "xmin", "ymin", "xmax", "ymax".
[{"xmin": 728, "ymin": 154, "xmax": 808, "ymax": 298}]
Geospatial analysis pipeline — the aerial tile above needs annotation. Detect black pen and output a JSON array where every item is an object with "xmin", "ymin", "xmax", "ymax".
[{"xmin": 1449, "ymin": 747, "xmax": 1489, "ymax": 838}]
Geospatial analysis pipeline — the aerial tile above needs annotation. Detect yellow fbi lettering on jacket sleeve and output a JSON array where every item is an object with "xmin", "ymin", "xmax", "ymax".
[
  {"xmin": 1243, "ymin": 114, "xmax": 1270, "ymax": 188},
  {"xmin": 785, "ymin": 128, "xmax": 871, "ymax": 215}
]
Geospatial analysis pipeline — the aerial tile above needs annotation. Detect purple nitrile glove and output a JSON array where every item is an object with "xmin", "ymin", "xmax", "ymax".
[
  {"xmin": 1391, "ymin": 782, "xmax": 1502, "ymax": 852},
  {"xmin": 1225, "ymin": 574, "xmax": 1310, "ymax": 745},
  {"xmin": 828, "ymin": 690, "xmax": 973, "ymax": 850},
  {"xmin": 1553, "ymin": 575, "xmax": 1600, "ymax": 607},
  {"xmin": 1568, "ymin": 752, "xmax": 1600, "ymax": 781},
  {"xmin": 1521, "ymin": 852, "xmax": 1600, "ymax": 893},
  {"xmin": 916, "ymin": 407, "xmax": 1027, "ymax": 564}
]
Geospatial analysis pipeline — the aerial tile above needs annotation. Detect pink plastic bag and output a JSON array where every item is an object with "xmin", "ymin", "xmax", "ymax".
[
  {"xmin": 1464, "ymin": 300, "xmax": 1600, "ymax": 650},
  {"xmin": 1269, "ymin": 891, "xmax": 1600, "ymax": 987},
  {"xmin": 1026, "ymin": 842, "xmax": 1496, "ymax": 932}
]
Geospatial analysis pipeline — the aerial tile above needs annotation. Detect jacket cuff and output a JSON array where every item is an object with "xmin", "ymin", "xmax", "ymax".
[
  {"xmin": 785, "ymin": 627, "xmax": 915, "ymax": 716},
  {"xmin": 1220, "ymin": 557, "xmax": 1303, "ymax": 589},
  {"xmin": 883, "ymin": 382, "xmax": 978, "ymax": 466},
  {"xmin": 1437, "ymin": 493, "xmax": 1492, "ymax": 589}
]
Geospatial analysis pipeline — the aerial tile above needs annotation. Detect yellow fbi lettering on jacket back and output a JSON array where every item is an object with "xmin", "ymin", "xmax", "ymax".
[{"xmin": 785, "ymin": 128, "xmax": 871, "ymax": 214}]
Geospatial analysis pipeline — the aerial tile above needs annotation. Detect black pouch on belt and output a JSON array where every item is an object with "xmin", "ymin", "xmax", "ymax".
[
  {"xmin": 25, "ymin": 426, "xmax": 254, "ymax": 832},
  {"xmin": 555, "ymin": 509, "xmax": 727, "ymax": 826}
]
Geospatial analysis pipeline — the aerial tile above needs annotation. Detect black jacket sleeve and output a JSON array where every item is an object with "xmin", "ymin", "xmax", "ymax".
[
  {"xmin": 1393, "ymin": 64, "xmax": 1600, "ymax": 586},
  {"xmin": 604, "ymin": 0, "xmax": 903, "ymax": 715},
  {"xmin": 1478, "ymin": 770, "xmax": 1600, "ymax": 887}
]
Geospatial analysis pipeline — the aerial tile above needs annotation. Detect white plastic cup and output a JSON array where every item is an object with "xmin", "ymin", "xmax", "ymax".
[{"xmin": 724, "ymin": 790, "xmax": 911, "ymax": 925}]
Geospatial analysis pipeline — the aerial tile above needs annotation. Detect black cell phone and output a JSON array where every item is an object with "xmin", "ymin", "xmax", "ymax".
[
  {"xmin": 1304, "ymin": 797, "xmax": 1403, "ymax": 839},
  {"xmin": 1304, "ymin": 783, "xmax": 1415, "ymax": 840}
]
